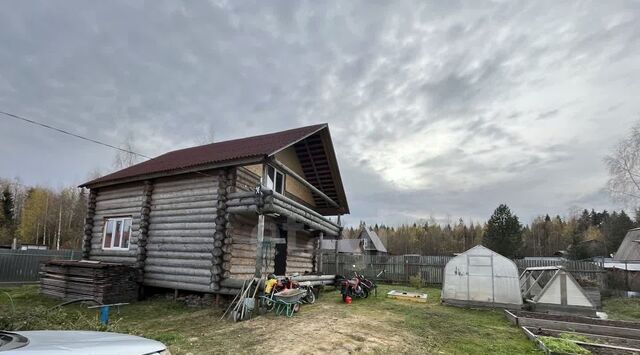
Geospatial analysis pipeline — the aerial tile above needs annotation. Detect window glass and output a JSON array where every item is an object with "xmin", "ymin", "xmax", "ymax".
[
  {"xmin": 122, "ymin": 219, "xmax": 131, "ymax": 248},
  {"xmin": 103, "ymin": 220, "xmax": 114, "ymax": 248},
  {"xmin": 266, "ymin": 165, "xmax": 276, "ymax": 190},
  {"xmin": 114, "ymin": 220, "xmax": 122, "ymax": 247},
  {"xmin": 275, "ymin": 171, "xmax": 284, "ymax": 193},
  {"xmin": 102, "ymin": 217, "xmax": 132, "ymax": 250}
]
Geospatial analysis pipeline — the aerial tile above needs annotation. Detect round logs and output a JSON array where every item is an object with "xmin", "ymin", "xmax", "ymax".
[
  {"xmin": 136, "ymin": 181, "xmax": 154, "ymax": 270},
  {"xmin": 82, "ymin": 189, "xmax": 98, "ymax": 259}
]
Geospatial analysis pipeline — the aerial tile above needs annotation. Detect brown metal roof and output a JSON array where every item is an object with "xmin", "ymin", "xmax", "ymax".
[{"xmin": 82, "ymin": 124, "xmax": 326, "ymax": 187}]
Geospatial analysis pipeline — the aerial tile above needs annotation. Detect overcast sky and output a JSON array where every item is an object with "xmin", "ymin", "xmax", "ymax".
[{"xmin": 1, "ymin": 1, "xmax": 639, "ymax": 226}]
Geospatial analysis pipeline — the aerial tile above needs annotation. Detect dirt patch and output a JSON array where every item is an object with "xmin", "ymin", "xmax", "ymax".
[{"xmin": 230, "ymin": 302, "xmax": 422, "ymax": 354}]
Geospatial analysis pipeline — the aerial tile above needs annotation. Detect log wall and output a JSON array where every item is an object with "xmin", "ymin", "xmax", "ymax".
[
  {"xmin": 89, "ymin": 183, "xmax": 145, "ymax": 264},
  {"xmin": 143, "ymin": 174, "xmax": 218, "ymax": 292},
  {"xmin": 82, "ymin": 189, "xmax": 97, "ymax": 259},
  {"xmin": 226, "ymin": 213, "xmax": 277, "ymax": 280},
  {"xmin": 286, "ymin": 229, "xmax": 316, "ymax": 274},
  {"xmin": 234, "ymin": 166, "xmax": 261, "ymax": 192}
]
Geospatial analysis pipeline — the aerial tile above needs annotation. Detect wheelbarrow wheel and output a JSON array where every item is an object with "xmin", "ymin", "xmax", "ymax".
[
  {"xmin": 293, "ymin": 303, "xmax": 300, "ymax": 313},
  {"xmin": 305, "ymin": 289, "xmax": 316, "ymax": 304}
]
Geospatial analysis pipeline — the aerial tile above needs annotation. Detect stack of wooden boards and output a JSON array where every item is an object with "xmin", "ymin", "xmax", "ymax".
[{"xmin": 40, "ymin": 260, "xmax": 139, "ymax": 303}]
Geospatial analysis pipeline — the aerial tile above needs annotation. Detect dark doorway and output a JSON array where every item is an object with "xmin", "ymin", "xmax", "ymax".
[{"xmin": 274, "ymin": 224, "xmax": 288, "ymax": 275}]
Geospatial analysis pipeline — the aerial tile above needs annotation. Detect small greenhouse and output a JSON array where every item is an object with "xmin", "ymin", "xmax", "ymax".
[
  {"xmin": 520, "ymin": 266, "xmax": 596, "ymax": 316},
  {"xmin": 442, "ymin": 245, "xmax": 522, "ymax": 309}
]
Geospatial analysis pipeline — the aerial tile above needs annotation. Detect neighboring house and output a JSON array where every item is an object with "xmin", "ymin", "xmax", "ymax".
[
  {"xmin": 320, "ymin": 228, "xmax": 387, "ymax": 255},
  {"xmin": 360, "ymin": 228, "xmax": 387, "ymax": 255},
  {"xmin": 614, "ymin": 228, "xmax": 640, "ymax": 261},
  {"xmin": 320, "ymin": 239, "xmax": 362, "ymax": 254},
  {"xmin": 79, "ymin": 124, "xmax": 349, "ymax": 294}
]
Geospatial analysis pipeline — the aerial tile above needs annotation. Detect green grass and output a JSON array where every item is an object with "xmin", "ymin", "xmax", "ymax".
[
  {"xmin": 602, "ymin": 297, "xmax": 640, "ymax": 321},
  {"xmin": 0, "ymin": 284, "xmax": 540, "ymax": 354},
  {"xmin": 538, "ymin": 336, "xmax": 590, "ymax": 354},
  {"xmin": 341, "ymin": 285, "xmax": 538, "ymax": 354}
]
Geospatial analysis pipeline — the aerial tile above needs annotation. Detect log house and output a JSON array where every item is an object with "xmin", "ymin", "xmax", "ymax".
[{"xmin": 79, "ymin": 124, "xmax": 348, "ymax": 294}]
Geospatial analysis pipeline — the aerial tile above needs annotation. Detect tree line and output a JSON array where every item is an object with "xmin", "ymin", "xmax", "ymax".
[
  {"xmin": 0, "ymin": 178, "xmax": 87, "ymax": 249},
  {"xmin": 344, "ymin": 204, "xmax": 637, "ymax": 259}
]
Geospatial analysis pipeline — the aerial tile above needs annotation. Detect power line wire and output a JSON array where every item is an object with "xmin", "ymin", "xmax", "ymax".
[
  {"xmin": 0, "ymin": 110, "xmax": 151, "ymax": 159},
  {"xmin": 0, "ymin": 109, "xmax": 220, "ymax": 181}
]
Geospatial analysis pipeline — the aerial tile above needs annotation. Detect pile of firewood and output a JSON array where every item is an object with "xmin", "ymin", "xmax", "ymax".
[{"xmin": 40, "ymin": 260, "xmax": 139, "ymax": 304}]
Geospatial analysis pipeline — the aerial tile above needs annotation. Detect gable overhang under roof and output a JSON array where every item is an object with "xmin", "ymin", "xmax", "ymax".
[{"xmin": 272, "ymin": 126, "xmax": 349, "ymax": 215}]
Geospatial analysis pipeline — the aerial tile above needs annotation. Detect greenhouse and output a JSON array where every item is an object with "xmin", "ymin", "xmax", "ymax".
[
  {"xmin": 520, "ymin": 266, "xmax": 596, "ymax": 316},
  {"xmin": 441, "ymin": 245, "xmax": 523, "ymax": 309}
]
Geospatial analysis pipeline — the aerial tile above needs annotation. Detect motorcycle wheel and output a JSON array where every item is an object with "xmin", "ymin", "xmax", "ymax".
[
  {"xmin": 363, "ymin": 288, "xmax": 369, "ymax": 298},
  {"xmin": 305, "ymin": 289, "xmax": 316, "ymax": 304}
]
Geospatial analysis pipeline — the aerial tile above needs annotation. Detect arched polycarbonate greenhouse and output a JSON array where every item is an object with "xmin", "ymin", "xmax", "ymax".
[{"xmin": 441, "ymin": 245, "xmax": 523, "ymax": 309}]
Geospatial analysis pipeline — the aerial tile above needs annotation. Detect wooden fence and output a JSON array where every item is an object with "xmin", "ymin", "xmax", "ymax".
[
  {"xmin": 0, "ymin": 249, "xmax": 80, "ymax": 285},
  {"xmin": 322, "ymin": 254, "xmax": 453, "ymax": 284},
  {"xmin": 322, "ymin": 254, "xmax": 606, "ymax": 288}
]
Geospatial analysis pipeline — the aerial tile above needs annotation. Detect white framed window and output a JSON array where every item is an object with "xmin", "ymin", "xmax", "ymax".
[
  {"xmin": 102, "ymin": 217, "xmax": 132, "ymax": 250},
  {"xmin": 265, "ymin": 165, "xmax": 285, "ymax": 194}
]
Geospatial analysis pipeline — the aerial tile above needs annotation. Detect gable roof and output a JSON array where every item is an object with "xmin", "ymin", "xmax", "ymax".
[
  {"xmin": 81, "ymin": 124, "xmax": 349, "ymax": 214},
  {"xmin": 614, "ymin": 228, "xmax": 640, "ymax": 261},
  {"xmin": 360, "ymin": 228, "xmax": 387, "ymax": 253}
]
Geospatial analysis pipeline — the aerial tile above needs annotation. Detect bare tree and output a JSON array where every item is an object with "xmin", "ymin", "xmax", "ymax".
[
  {"xmin": 112, "ymin": 134, "xmax": 140, "ymax": 169},
  {"xmin": 605, "ymin": 122, "xmax": 640, "ymax": 205}
]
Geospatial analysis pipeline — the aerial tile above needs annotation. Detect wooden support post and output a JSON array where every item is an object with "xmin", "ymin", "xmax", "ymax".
[
  {"xmin": 254, "ymin": 214, "xmax": 265, "ymax": 278},
  {"xmin": 334, "ymin": 216, "xmax": 341, "ymax": 274},
  {"xmin": 560, "ymin": 272, "xmax": 567, "ymax": 306},
  {"xmin": 318, "ymin": 232, "xmax": 324, "ymax": 274}
]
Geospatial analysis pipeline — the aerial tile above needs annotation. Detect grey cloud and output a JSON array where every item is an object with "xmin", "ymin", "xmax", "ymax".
[{"xmin": 0, "ymin": 0, "xmax": 637, "ymax": 226}]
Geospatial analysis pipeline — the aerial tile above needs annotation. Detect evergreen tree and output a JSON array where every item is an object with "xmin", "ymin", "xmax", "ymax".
[
  {"xmin": 577, "ymin": 209, "xmax": 591, "ymax": 233},
  {"xmin": 0, "ymin": 187, "xmax": 15, "ymax": 244},
  {"xmin": 2, "ymin": 187, "xmax": 14, "ymax": 224},
  {"xmin": 483, "ymin": 204, "xmax": 523, "ymax": 257},
  {"xmin": 602, "ymin": 210, "xmax": 634, "ymax": 254},
  {"xmin": 569, "ymin": 227, "xmax": 589, "ymax": 260}
]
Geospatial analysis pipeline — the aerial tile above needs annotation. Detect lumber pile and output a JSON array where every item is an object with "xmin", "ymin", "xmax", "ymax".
[{"xmin": 40, "ymin": 259, "xmax": 139, "ymax": 303}]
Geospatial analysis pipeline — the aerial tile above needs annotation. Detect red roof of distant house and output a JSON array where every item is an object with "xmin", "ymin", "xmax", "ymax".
[{"xmin": 82, "ymin": 124, "xmax": 326, "ymax": 187}]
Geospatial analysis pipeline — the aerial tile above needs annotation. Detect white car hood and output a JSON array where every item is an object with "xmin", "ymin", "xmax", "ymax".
[{"xmin": 8, "ymin": 330, "xmax": 165, "ymax": 355}]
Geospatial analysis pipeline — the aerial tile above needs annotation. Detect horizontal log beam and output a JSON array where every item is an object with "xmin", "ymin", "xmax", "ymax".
[
  {"xmin": 269, "ymin": 158, "xmax": 339, "ymax": 209},
  {"xmin": 150, "ymin": 207, "xmax": 217, "ymax": 217},
  {"xmin": 144, "ymin": 265, "xmax": 211, "ymax": 277},
  {"xmin": 143, "ymin": 279, "xmax": 213, "ymax": 293}
]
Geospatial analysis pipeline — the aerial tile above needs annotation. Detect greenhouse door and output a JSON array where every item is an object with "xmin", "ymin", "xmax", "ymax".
[{"xmin": 467, "ymin": 254, "xmax": 495, "ymax": 303}]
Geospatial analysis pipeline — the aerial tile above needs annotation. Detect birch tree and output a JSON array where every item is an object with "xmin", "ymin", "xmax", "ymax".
[{"xmin": 606, "ymin": 122, "xmax": 640, "ymax": 205}]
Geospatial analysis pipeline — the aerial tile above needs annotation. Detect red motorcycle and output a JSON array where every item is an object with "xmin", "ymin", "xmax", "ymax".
[{"xmin": 339, "ymin": 272, "xmax": 376, "ymax": 302}]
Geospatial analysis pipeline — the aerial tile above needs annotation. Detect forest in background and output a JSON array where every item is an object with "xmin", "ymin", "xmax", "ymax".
[
  {"xmin": 0, "ymin": 175, "xmax": 637, "ymax": 259},
  {"xmin": 343, "ymin": 206, "xmax": 636, "ymax": 259},
  {"xmin": 0, "ymin": 178, "xmax": 87, "ymax": 249}
]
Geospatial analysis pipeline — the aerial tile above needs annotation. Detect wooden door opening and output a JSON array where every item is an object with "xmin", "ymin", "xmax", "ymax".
[{"xmin": 274, "ymin": 225, "xmax": 288, "ymax": 275}]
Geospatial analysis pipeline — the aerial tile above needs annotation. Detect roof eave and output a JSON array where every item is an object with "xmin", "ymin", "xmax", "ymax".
[{"xmin": 79, "ymin": 156, "xmax": 265, "ymax": 189}]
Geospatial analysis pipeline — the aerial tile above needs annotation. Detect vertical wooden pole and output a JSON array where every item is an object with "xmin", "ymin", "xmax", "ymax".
[
  {"xmin": 254, "ymin": 214, "xmax": 265, "ymax": 278},
  {"xmin": 560, "ymin": 272, "xmax": 567, "ymax": 306},
  {"xmin": 318, "ymin": 232, "xmax": 324, "ymax": 275}
]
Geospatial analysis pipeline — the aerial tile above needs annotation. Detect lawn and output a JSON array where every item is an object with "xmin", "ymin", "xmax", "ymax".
[{"xmin": 2, "ymin": 284, "xmax": 544, "ymax": 354}]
